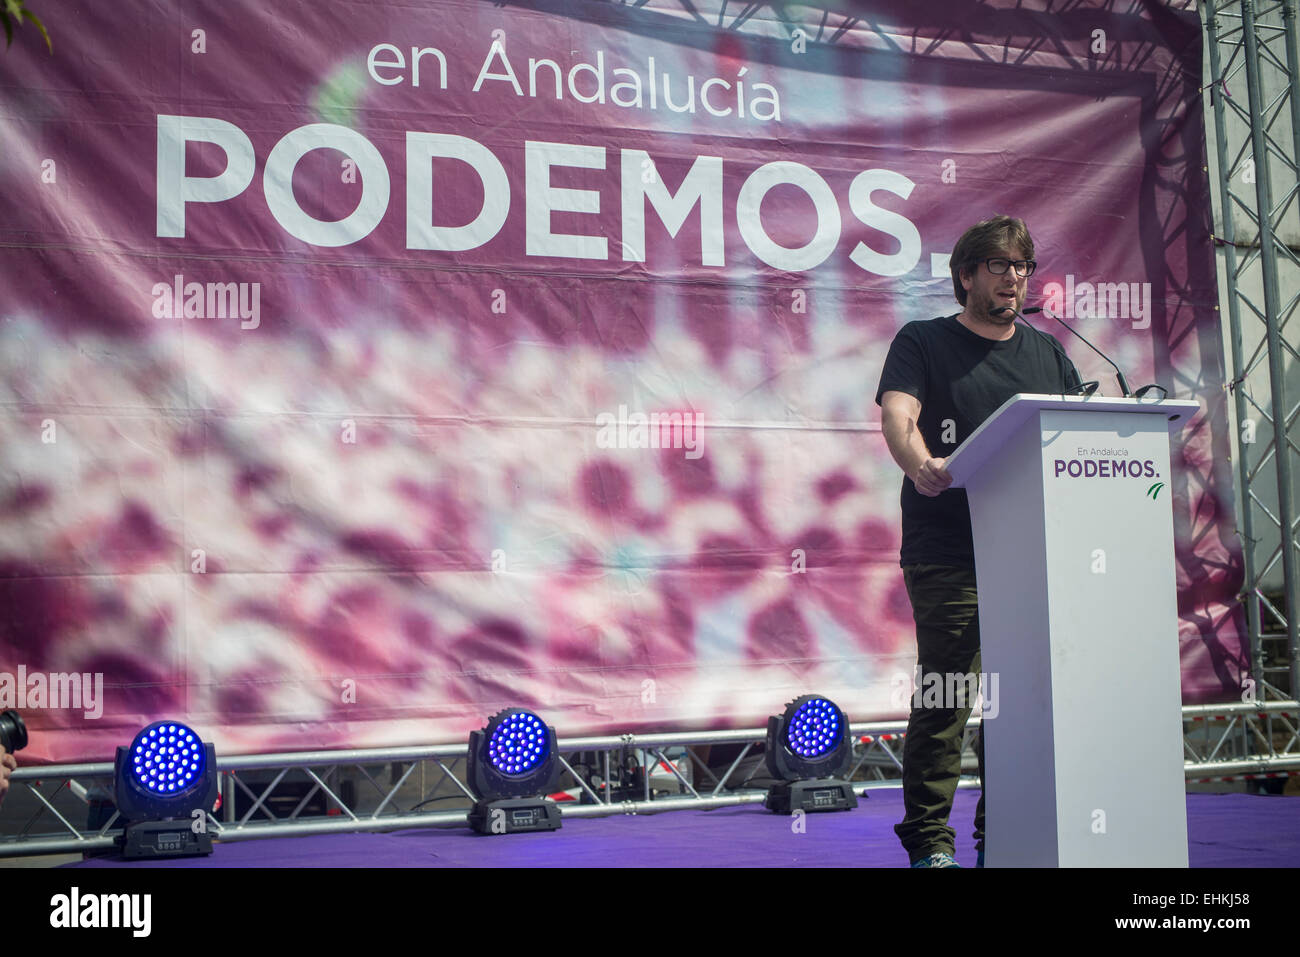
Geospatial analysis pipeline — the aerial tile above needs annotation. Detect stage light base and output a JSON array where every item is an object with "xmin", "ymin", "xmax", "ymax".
[
  {"xmin": 119, "ymin": 820, "xmax": 214, "ymax": 860},
  {"xmin": 765, "ymin": 778, "xmax": 859, "ymax": 814},
  {"xmin": 468, "ymin": 797, "xmax": 563, "ymax": 834}
]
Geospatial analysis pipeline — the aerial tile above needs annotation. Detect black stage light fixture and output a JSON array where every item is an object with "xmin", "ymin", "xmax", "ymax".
[
  {"xmin": 0, "ymin": 709, "xmax": 28, "ymax": 753},
  {"xmin": 764, "ymin": 695, "xmax": 858, "ymax": 814},
  {"xmin": 466, "ymin": 708, "xmax": 562, "ymax": 834},
  {"xmin": 113, "ymin": 720, "xmax": 218, "ymax": 859}
]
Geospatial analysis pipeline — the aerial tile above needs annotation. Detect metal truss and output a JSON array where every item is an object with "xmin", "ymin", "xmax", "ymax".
[
  {"xmin": 587, "ymin": 0, "xmax": 1197, "ymax": 62},
  {"xmin": 2, "ymin": 711, "xmax": 1295, "ymax": 858},
  {"xmin": 1183, "ymin": 701, "xmax": 1300, "ymax": 782},
  {"xmin": 1204, "ymin": 0, "xmax": 1300, "ymax": 702},
  {"xmin": 0, "ymin": 722, "xmax": 925, "ymax": 858},
  {"xmin": 0, "ymin": 723, "xmax": 902, "ymax": 858}
]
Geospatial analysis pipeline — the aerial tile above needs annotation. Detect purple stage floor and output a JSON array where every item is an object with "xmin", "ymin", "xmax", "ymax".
[{"xmin": 67, "ymin": 789, "xmax": 1297, "ymax": 868}]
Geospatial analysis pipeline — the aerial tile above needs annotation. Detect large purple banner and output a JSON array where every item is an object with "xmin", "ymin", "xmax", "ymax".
[{"xmin": 0, "ymin": 0, "xmax": 1244, "ymax": 762}]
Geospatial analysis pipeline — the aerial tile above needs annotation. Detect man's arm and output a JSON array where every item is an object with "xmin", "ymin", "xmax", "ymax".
[{"xmin": 880, "ymin": 390, "xmax": 952, "ymax": 497}]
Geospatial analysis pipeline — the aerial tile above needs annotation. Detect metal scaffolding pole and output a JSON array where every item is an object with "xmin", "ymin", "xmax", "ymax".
[
  {"xmin": 1207, "ymin": 5, "xmax": 1268, "ymax": 686},
  {"xmin": 1276, "ymin": 0, "xmax": 1300, "ymax": 697},
  {"xmin": 1241, "ymin": 0, "xmax": 1300, "ymax": 697},
  {"xmin": 1204, "ymin": 0, "xmax": 1300, "ymax": 700}
]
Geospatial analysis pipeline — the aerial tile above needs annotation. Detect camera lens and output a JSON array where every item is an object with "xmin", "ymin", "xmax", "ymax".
[{"xmin": 0, "ymin": 710, "xmax": 28, "ymax": 753}]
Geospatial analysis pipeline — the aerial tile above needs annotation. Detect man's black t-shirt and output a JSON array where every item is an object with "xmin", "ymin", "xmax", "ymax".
[{"xmin": 874, "ymin": 314, "xmax": 1081, "ymax": 568}]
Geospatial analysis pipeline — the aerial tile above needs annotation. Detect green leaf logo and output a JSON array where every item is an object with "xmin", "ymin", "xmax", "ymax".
[{"xmin": 1147, "ymin": 482, "xmax": 1165, "ymax": 500}]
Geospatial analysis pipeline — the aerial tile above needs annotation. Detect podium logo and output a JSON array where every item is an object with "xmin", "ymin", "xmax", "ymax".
[{"xmin": 1052, "ymin": 457, "xmax": 1157, "ymax": 479}]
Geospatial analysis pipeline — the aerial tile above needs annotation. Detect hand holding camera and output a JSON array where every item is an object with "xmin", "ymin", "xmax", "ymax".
[{"xmin": 0, "ymin": 710, "xmax": 28, "ymax": 809}]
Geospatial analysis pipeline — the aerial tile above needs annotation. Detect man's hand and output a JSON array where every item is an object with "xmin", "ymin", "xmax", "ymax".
[
  {"xmin": 881, "ymin": 391, "xmax": 952, "ymax": 497},
  {"xmin": 913, "ymin": 457, "xmax": 952, "ymax": 497},
  {"xmin": 0, "ymin": 745, "xmax": 15, "ymax": 809}
]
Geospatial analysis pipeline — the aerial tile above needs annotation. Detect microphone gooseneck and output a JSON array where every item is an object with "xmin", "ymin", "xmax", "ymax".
[
  {"xmin": 988, "ymin": 305, "xmax": 1095, "ymax": 396},
  {"xmin": 990, "ymin": 304, "xmax": 1068, "ymax": 361},
  {"xmin": 1023, "ymin": 307, "xmax": 1132, "ymax": 397}
]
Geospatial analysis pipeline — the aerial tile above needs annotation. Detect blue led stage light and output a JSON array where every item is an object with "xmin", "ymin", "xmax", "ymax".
[
  {"xmin": 786, "ymin": 697, "xmax": 842, "ymax": 759},
  {"xmin": 128, "ymin": 723, "xmax": 206, "ymax": 794},
  {"xmin": 487, "ymin": 710, "xmax": 550, "ymax": 775},
  {"xmin": 764, "ymin": 695, "xmax": 858, "ymax": 814},
  {"xmin": 466, "ymin": 708, "xmax": 562, "ymax": 834},
  {"xmin": 113, "ymin": 720, "xmax": 218, "ymax": 859}
]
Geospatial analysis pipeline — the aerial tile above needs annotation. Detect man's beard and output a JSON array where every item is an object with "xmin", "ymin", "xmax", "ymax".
[{"xmin": 974, "ymin": 287, "xmax": 1020, "ymax": 323}]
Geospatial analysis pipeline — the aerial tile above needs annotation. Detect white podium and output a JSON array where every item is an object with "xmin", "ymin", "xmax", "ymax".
[{"xmin": 946, "ymin": 394, "xmax": 1199, "ymax": 867}]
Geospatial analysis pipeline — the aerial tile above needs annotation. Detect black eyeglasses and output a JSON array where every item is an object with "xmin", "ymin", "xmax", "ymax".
[{"xmin": 980, "ymin": 258, "xmax": 1037, "ymax": 278}]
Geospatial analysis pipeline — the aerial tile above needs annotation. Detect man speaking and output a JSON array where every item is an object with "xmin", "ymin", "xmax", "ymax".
[{"xmin": 875, "ymin": 216, "xmax": 1081, "ymax": 868}]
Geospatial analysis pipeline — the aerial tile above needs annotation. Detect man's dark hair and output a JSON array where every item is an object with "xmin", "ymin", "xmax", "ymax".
[{"xmin": 950, "ymin": 216, "xmax": 1035, "ymax": 305}]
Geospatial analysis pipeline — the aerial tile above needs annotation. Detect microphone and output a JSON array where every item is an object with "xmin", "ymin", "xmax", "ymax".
[
  {"xmin": 989, "ymin": 305, "xmax": 1097, "ymax": 396},
  {"xmin": 1022, "ymin": 306, "xmax": 1132, "ymax": 398}
]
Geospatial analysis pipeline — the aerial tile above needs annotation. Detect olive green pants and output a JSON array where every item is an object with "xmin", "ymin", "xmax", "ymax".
[{"xmin": 895, "ymin": 563, "xmax": 986, "ymax": 863}]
